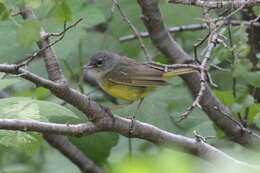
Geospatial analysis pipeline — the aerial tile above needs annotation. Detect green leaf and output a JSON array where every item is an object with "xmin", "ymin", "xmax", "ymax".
[
  {"xmin": 0, "ymin": 73, "xmax": 20, "ymax": 90},
  {"xmin": 211, "ymin": 70, "xmax": 233, "ymax": 90},
  {"xmin": 0, "ymin": 2, "xmax": 10, "ymax": 20},
  {"xmin": 0, "ymin": 131, "xmax": 42, "ymax": 155},
  {"xmin": 256, "ymin": 53, "xmax": 260, "ymax": 60},
  {"xmin": 235, "ymin": 44, "xmax": 250, "ymax": 59},
  {"xmin": 214, "ymin": 25, "xmax": 249, "ymax": 64},
  {"xmin": 241, "ymin": 95, "xmax": 255, "ymax": 108},
  {"xmin": 253, "ymin": 113, "xmax": 260, "ymax": 129},
  {"xmin": 24, "ymin": 0, "xmax": 42, "ymax": 9},
  {"xmin": 253, "ymin": 6, "xmax": 260, "ymax": 15},
  {"xmin": 53, "ymin": 1, "xmax": 72, "ymax": 23},
  {"xmin": 247, "ymin": 104, "xmax": 260, "ymax": 124},
  {"xmin": 0, "ymin": 97, "xmax": 44, "ymax": 155},
  {"xmin": 247, "ymin": 72, "xmax": 260, "ymax": 87},
  {"xmin": 214, "ymin": 90, "xmax": 235, "ymax": 108},
  {"xmin": 51, "ymin": 26, "xmax": 85, "ymax": 60},
  {"xmin": 231, "ymin": 103, "xmax": 243, "ymax": 113},
  {"xmin": 75, "ymin": 5, "xmax": 106, "ymax": 28},
  {"xmin": 16, "ymin": 19, "xmax": 41, "ymax": 47},
  {"xmin": 0, "ymin": 97, "xmax": 43, "ymax": 120},
  {"xmin": 0, "ymin": 97, "xmax": 79, "ymax": 154},
  {"xmin": 0, "ymin": 20, "xmax": 34, "ymax": 64},
  {"xmin": 69, "ymin": 132, "xmax": 119, "ymax": 165},
  {"xmin": 0, "ymin": 97, "xmax": 79, "ymax": 121},
  {"xmin": 38, "ymin": 100, "xmax": 80, "ymax": 124},
  {"xmin": 232, "ymin": 59, "xmax": 252, "ymax": 78},
  {"xmin": 231, "ymin": 95, "xmax": 255, "ymax": 114},
  {"xmin": 235, "ymin": 84, "xmax": 250, "ymax": 101}
]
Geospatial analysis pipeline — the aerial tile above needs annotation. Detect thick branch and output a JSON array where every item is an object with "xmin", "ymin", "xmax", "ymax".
[
  {"xmin": 0, "ymin": 119, "xmax": 99, "ymax": 136},
  {"xmin": 0, "ymin": 117, "xmax": 259, "ymax": 169},
  {"xmin": 44, "ymin": 134, "xmax": 105, "ymax": 173},
  {"xmin": 169, "ymin": 0, "xmax": 260, "ymax": 8},
  {"xmin": 136, "ymin": 0, "xmax": 260, "ymax": 147}
]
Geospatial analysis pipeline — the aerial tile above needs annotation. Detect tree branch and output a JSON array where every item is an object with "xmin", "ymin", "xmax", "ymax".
[
  {"xmin": 136, "ymin": 0, "xmax": 260, "ymax": 147},
  {"xmin": 0, "ymin": 119, "xmax": 99, "ymax": 136},
  {"xmin": 119, "ymin": 20, "xmax": 260, "ymax": 42},
  {"xmin": 20, "ymin": 8, "xmax": 65, "ymax": 82},
  {"xmin": 44, "ymin": 134, "xmax": 105, "ymax": 173},
  {"xmin": 0, "ymin": 117, "xmax": 259, "ymax": 169},
  {"xmin": 168, "ymin": 0, "xmax": 260, "ymax": 8}
]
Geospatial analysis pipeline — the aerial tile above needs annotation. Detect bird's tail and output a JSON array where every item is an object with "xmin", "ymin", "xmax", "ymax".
[{"xmin": 163, "ymin": 67, "xmax": 198, "ymax": 79}]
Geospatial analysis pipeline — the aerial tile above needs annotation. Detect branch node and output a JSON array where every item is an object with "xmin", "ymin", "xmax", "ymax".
[
  {"xmin": 193, "ymin": 130, "xmax": 217, "ymax": 142},
  {"xmin": 194, "ymin": 130, "xmax": 206, "ymax": 142}
]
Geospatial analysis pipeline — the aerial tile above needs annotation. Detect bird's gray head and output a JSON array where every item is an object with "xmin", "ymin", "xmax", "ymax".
[{"xmin": 84, "ymin": 51, "xmax": 120, "ymax": 82}]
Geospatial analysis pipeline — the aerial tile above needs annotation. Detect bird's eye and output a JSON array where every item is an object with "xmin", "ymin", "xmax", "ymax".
[{"xmin": 96, "ymin": 60, "xmax": 103, "ymax": 67}]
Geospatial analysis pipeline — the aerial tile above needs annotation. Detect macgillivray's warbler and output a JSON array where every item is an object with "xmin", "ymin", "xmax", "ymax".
[{"xmin": 84, "ymin": 50, "xmax": 198, "ymax": 117}]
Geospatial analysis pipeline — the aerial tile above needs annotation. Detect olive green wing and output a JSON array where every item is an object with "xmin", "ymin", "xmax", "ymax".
[{"xmin": 106, "ymin": 61, "xmax": 169, "ymax": 87}]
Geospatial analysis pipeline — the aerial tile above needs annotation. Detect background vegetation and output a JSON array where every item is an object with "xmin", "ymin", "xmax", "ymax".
[{"xmin": 0, "ymin": 0, "xmax": 260, "ymax": 172}]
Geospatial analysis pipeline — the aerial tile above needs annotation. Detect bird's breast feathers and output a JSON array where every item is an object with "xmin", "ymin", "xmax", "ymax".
[{"xmin": 101, "ymin": 78, "xmax": 155, "ymax": 101}]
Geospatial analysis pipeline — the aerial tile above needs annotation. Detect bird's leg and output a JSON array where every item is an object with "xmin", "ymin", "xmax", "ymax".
[
  {"xmin": 129, "ymin": 98, "xmax": 144, "ymax": 136},
  {"xmin": 133, "ymin": 98, "xmax": 144, "ymax": 119},
  {"xmin": 109, "ymin": 101, "xmax": 132, "ymax": 111}
]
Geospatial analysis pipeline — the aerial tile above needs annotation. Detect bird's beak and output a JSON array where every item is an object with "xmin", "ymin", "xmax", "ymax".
[
  {"xmin": 88, "ymin": 65, "xmax": 94, "ymax": 69},
  {"xmin": 83, "ymin": 64, "xmax": 94, "ymax": 71}
]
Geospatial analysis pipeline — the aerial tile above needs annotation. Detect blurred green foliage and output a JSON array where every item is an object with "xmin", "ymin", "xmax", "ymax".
[
  {"xmin": 109, "ymin": 149, "xmax": 260, "ymax": 173},
  {"xmin": 16, "ymin": 19, "xmax": 41, "ymax": 47},
  {"xmin": 0, "ymin": 0, "xmax": 259, "ymax": 172}
]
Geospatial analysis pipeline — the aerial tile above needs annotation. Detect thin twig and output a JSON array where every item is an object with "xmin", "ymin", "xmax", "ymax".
[
  {"xmin": 210, "ymin": 64, "xmax": 231, "ymax": 72},
  {"xmin": 179, "ymin": 5, "xmax": 247, "ymax": 122},
  {"xmin": 179, "ymin": 8, "xmax": 222, "ymax": 122},
  {"xmin": 111, "ymin": 0, "xmax": 151, "ymax": 60},
  {"xmin": 168, "ymin": 0, "xmax": 260, "ymax": 8},
  {"xmin": 119, "ymin": 20, "xmax": 260, "ymax": 42},
  {"xmin": 145, "ymin": 61, "xmax": 202, "ymax": 72},
  {"xmin": 193, "ymin": 32, "xmax": 210, "ymax": 63},
  {"xmin": 206, "ymin": 71, "xmax": 218, "ymax": 87},
  {"xmin": 44, "ymin": 18, "xmax": 83, "ymax": 39},
  {"xmin": 16, "ymin": 18, "xmax": 83, "ymax": 68}
]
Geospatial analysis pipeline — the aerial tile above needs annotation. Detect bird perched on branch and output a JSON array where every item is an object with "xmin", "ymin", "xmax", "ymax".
[{"xmin": 84, "ymin": 50, "xmax": 198, "ymax": 117}]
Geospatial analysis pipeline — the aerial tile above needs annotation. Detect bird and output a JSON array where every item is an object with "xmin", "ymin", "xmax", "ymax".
[{"xmin": 84, "ymin": 50, "xmax": 197, "ymax": 117}]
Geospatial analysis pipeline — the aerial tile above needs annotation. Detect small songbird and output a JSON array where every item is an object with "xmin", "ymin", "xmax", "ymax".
[{"xmin": 84, "ymin": 50, "xmax": 197, "ymax": 116}]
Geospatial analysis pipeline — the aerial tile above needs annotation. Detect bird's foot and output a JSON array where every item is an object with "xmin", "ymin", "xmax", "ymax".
[{"xmin": 127, "ymin": 115, "xmax": 136, "ymax": 137}]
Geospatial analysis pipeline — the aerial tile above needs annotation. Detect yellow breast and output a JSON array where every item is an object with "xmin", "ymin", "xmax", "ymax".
[{"xmin": 101, "ymin": 79, "xmax": 155, "ymax": 102}]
